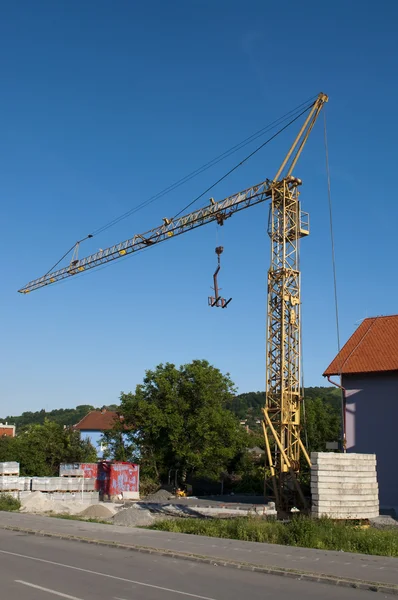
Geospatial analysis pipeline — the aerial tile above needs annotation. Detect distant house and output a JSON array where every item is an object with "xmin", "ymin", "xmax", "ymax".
[
  {"xmin": 73, "ymin": 409, "xmax": 125, "ymax": 457},
  {"xmin": 247, "ymin": 446, "xmax": 265, "ymax": 460},
  {"xmin": 0, "ymin": 423, "xmax": 15, "ymax": 438},
  {"xmin": 323, "ymin": 315, "xmax": 398, "ymax": 510}
]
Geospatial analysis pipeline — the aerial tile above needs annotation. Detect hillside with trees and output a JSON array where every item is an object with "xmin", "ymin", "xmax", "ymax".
[
  {"xmin": 0, "ymin": 367, "xmax": 341, "ymax": 491},
  {"xmin": 1, "ymin": 388, "xmax": 341, "ymax": 454},
  {"xmin": 0, "ymin": 404, "xmax": 119, "ymax": 429}
]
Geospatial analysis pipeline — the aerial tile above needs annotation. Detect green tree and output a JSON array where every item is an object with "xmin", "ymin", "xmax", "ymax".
[
  {"xmin": 302, "ymin": 396, "xmax": 341, "ymax": 453},
  {"xmin": 0, "ymin": 420, "xmax": 97, "ymax": 476},
  {"xmin": 101, "ymin": 416, "xmax": 133, "ymax": 462},
  {"xmin": 114, "ymin": 360, "xmax": 246, "ymax": 482}
]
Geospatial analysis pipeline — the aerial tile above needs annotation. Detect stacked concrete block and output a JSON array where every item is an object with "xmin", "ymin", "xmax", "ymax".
[
  {"xmin": 32, "ymin": 477, "xmax": 96, "ymax": 492},
  {"xmin": 59, "ymin": 464, "xmax": 84, "ymax": 477},
  {"xmin": 311, "ymin": 452, "xmax": 379, "ymax": 519},
  {"xmin": 47, "ymin": 492, "xmax": 99, "ymax": 504},
  {"xmin": 0, "ymin": 462, "xmax": 19, "ymax": 476},
  {"xmin": 0, "ymin": 477, "xmax": 29, "ymax": 492}
]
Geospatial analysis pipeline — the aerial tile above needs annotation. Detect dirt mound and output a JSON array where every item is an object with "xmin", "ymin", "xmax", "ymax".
[
  {"xmin": 112, "ymin": 505, "xmax": 154, "ymax": 527},
  {"xmin": 143, "ymin": 488, "xmax": 173, "ymax": 502},
  {"xmin": 79, "ymin": 504, "xmax": 114, "ymax": 519}
]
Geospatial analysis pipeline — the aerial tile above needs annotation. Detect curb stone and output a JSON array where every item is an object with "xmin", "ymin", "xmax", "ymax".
[{"xmin": 1, "ymin": 524, "xmax": 397, "ymax": 596}]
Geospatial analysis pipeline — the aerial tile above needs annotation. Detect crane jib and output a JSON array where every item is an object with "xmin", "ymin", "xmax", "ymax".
[{"xmin": 18, "ymin": 181, "xmax": 273, "ymax": 294}]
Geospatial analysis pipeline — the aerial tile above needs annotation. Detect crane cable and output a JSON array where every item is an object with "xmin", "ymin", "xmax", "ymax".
[
  {"xmin": 324, "ymin": 112, "xmax": 341, "ymax": 352},
  {"xmin": 324, "ymin": 110, "xmax": 345, "ymax": 452},
  {"xmin": 173, "ymin": 102, "xmax": 314, "ymax": 219},
  {"xmin": 44, "ymin": 97, "xmax": 316, "ymax": 276},
  {"xmin": 43, "ymin": 234, "xmax": 93, "ymax": 277},
  {"xmin": 301, "ymin": 110, "xmax": 339, "ymax": 455},
  {"xmin": 91, "ymin": 95, "xmax": 317, "ymax": 236}
]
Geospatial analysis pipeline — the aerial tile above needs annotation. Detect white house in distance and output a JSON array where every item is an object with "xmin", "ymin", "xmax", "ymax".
[
  {"xmin": 73, "ymin": 409, "xmax": 122, "ymax": 457},
  {"xmin": 323, "ymin": 315, "xmax": 398, "ymax": 511}
]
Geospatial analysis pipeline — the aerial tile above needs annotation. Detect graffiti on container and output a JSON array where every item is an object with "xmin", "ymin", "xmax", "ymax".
[{"xmin": 60, "ymin": 462, "xmax": 139, "ymax": 496}]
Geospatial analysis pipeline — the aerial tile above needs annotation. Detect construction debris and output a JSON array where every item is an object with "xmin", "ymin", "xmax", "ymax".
[
  {"xmin": 143, "ymin": 488, "xmax": 173, "ymax": 502},
  {"xmin": 20, "ymin": 491, "xmax": 83, "ymax": 514},
  {"xmin": 79, "ymin": 504, "xmax": 115, "ymax": 519},
  {"xmin": 112, "ymin": 504, "xmax": 155, "ymax": 527}
]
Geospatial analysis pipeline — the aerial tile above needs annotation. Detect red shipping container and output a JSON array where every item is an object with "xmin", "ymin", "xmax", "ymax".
[
  {"xmin": 67, "ymin": 462, "xmax": 139, "ymax": 498},
  {"xmin": 80, "ymin": 463, "xmax": 99, "ymax": 481},
  {"xmin": 100, "ymin": 462, "xmax": 139, "ymax": 498}
]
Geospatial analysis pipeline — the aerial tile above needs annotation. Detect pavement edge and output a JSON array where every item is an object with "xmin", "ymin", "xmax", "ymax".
[{"xmin": 1, "ymin": 524, "xmax": 397, "ymax": 596}]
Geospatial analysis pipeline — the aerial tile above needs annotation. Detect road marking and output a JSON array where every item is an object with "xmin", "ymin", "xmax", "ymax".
[
  {"xmin": 16, "ymin": 580, "xmax": 83, "ymax": 600},
  {"xmin": 1, "ymin": 551, "xmax": 216, "ymax": 600}
]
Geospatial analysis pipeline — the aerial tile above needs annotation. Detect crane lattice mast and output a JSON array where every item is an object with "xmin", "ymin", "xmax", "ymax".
[
  {"xmin": 18, "ymin": 93, "xmax": 328, "ymax": 509},
  {"xmin": 263, "ymin": 94, "xmax": 328, "ymax": 509}
]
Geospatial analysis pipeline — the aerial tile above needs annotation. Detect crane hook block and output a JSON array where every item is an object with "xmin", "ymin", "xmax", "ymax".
[{"xmin": 208, "ymin": 246, "xmax": 232, "ymax": 308}]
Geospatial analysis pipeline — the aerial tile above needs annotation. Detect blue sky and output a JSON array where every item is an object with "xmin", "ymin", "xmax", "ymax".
[{"xmin": 1, "ymin": 1, "xmax": 397, "ymax": 416}]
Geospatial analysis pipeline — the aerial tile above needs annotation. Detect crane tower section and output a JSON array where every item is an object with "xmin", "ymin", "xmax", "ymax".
[{"xmin": 264, "ymin": 176, "xmax": 310, "ymax": 504}]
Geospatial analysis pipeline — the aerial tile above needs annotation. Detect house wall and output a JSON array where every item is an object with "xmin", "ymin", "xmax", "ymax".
[
  {"xmin": 0, "ymin": 425, "xmax": 15, "ymax": 438},
  {"xmin": 343, "ymin": 372, "xmax": 398, "ymax": 510},
  {"xmin": 80, "ymin": 431, "xmax": 104, "ymax": 457}
]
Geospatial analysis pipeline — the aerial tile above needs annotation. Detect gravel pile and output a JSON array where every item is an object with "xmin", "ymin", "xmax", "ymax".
[
  {"xmin": 112, "ymin": 505, "xmax": 155, "ymax": 527},
  {"xmin": 370, "ymin": 515, "xmax": 398, "ymax": 529},
  {"xmin": 79, "ymin": 504, "xmax": 114, "ymax": 519},
  {"xmin": 143, "ymin": 489, "xmax": 173, "ymax": 502}
]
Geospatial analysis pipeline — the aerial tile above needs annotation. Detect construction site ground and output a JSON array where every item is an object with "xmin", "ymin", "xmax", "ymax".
[
  {"xmin": 142, "ymin": 494, "xmax": 270, "ymax": 506},
  {"xmin": 1, "ymin": 511, "xmax": 398, "ymax": 594},
  {"xmin": 135, "ymin": 494, "xmax": 277, "ymax": 517}
]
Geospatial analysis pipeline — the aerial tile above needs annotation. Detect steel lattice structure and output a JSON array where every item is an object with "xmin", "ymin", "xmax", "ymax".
[
  {"xmin": 18, "ymin": 180, "xmax": 273, "ymax": 294},
  {"xmin": 18, "ymin": 93, "xmax": 329, "ymax": 510},
  {"xmin": 263, "ymin": 177, "xmax": 311, "ymax": 508}
]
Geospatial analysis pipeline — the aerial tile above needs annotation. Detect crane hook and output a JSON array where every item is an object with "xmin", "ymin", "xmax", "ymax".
[{"xmin": 208, "ymin": 246, "xmax": 232, "ymax": 308}]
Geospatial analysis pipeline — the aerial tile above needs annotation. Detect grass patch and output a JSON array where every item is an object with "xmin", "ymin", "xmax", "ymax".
[
  {"xmin": 150, "ymin": 516, "xmax": 398, "ymax": 557},
  {"xmin": 0, "ymin": 493, "xmax": 21, "ymax": 512}
]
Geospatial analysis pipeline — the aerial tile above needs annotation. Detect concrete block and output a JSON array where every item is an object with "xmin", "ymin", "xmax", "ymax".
[
  {"xmin": 32, "ymin": 477, "xmax": 96, "ymax": 492},
  {"xmin": 311, "ymin": 464, "xmax": 376, "ymax": 473},
  {"xmin": 311, "ymin": 488, "xmax": 379, "ymax": 498},
  {"xmin": 311, "ymin": 452, "xmax": 379, "ymax": 519},
  {"xmin": 46, "ymin": 491, "xmax": 99, "ymax": 504},
  {"xmin": 311, "ymin": 452, "xmax": 376, "ymax": 461},
  {"xmin": 311, "ymin": 482, "xmax": 379, "ymax": 492},
  {"xmin": 311, "ymin": 475, "xmax": 377, "ymax": 484},
  {"xmin": 59, "ymin": 464, "xmax": 85, "ymax": 477},
  {"xmin": 0, "ymin": 462, "xmax": 20, "ymax": 475},
  {"xmin": 313, "ymin": 499, "xmax": 379, "ymax": 508},
  {"xmin": 312, "ymin": 492, "xmax": 379, "ymax": 501},
  {"xmin": 0, "ymin": 477, "xmax": 29, "ymax": 491},
  {"xmin": 122, "ymin": 491, "xmax": 140, "ymax": 500}
]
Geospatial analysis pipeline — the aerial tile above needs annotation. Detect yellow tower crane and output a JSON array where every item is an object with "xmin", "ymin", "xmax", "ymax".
[{"xmin": 18, "ymin": 92, "xmax": 328, "ymax": 509}]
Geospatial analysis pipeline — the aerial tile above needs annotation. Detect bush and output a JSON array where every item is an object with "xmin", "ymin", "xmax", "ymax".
[
  {"xmin": 150, "ymin": 516, "xmax": 398, "ymax": 557},
  {"xmin": 0, "ymin": 493, "xmax": 21, "ymax": 512},
  {"xmin": 139, "ymin": 477, "xmax": 161, "ymax": 498}
]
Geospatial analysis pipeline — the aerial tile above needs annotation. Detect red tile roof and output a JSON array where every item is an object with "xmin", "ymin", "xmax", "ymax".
[
  {"xmin": 73, "ymin": 410, "xmax": 121, "ymax": 431},
  {"xmin": 323, "ymin": 315, "xmax": 398, "ymax": 376}
]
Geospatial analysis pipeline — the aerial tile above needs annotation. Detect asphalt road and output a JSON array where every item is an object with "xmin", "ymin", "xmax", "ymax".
[{"xmin": 0, "ymin": 529, "xmax": 386, "ymax": 600}]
